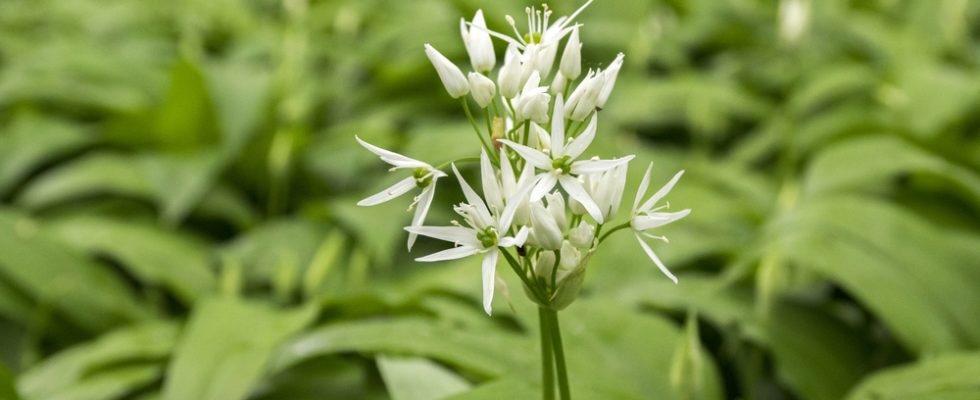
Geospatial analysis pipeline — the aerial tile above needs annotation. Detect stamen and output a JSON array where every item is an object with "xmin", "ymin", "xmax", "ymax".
[{"xmin": 642, "ymin": 233, "xmax": 670, "ymax": 243}]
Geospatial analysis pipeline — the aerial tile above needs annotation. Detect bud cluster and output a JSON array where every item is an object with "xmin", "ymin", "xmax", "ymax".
[{"xmin": 357, "ymin": 1, "xmax": 690, "ymax": 315}]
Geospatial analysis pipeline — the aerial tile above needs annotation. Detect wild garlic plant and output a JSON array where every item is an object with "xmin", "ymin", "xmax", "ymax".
[{"xmin": 356, "ymin": 2, "xmax": 689, "ymax": 398}]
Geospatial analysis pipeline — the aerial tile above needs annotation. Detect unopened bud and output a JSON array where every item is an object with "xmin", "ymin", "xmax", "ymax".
[
  {"xmin": 425, "ymin": 44, "xmax": 469, "ymax": 99},
  {"xmin": 559, "ymin": 27, "xmax": 582, "ymax": 80},
  {"xmin": 568, "ymin": 221, "xmax": 595, "ymax": 248},
  {"xmin": 468, "ymin": 72, "xmax": 496, "ymax": 108},
  {"xmin": 530, "ymin": 201, "xmax": 563, "ymax": 250}
]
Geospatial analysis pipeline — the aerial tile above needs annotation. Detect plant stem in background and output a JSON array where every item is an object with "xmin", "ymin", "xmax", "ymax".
[{"xmin": 539, "ymin": 307, "xmax": 555, "ymax": 400}]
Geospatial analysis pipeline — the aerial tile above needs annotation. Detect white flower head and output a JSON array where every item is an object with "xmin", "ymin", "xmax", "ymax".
[
  {"xmin": 355, "ymin": 136, "xmax": 447, "ymax": 250},
  {"xmin": 630, "ymin": 163, "xmax": 691, "ymax": 283},
  {"xmin": 460, "ymin": 10, "xmax": 496, "ymax": 72},
  {"xmin": 468, "ymin": 72, "xmax": 496, "ymax": 108},
  {"xmin": 424, "ymin": 44, "xmax": 469, "ymax": 99},
  {"xmin": 406, "ymin": 163, "xmax": 531, "ymax": 315},
  {"xmin": 499, "ymin": 94, "xmax": 634, "ymax": 223}
]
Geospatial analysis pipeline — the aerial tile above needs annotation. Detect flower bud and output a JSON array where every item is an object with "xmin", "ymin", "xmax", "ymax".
[
  {"xmin": 530, "ymin": 201, "xmax": 563, "ymax": 250},
  {"xmin": 498, "ymin": 45, "xmax": 523, "ymax": 99},
  {"xmin": 550, "ymin": 241, "xmax": 594, "ymax": 310},
  {"xmin": 531, "ymin": 43, "xmax": 559, "ymax": 80},
  {"xmin": 468, "ymin": 72, "xmax": 496, "ymax": 108},
  {"xmin": 545, "ymin": 192, "xmax": 567, "ymax": 231},
  {"xmin": 513, "ymin": 71, "xmax": 551, "ymax": 124},
  {"xmin": 460, "ymin": 10, "xmax": 496, "ymax": 73},
  {"xmin": 596, "ymin": 53, "xmax": 624, "ymax": 109},
  {"xmin": 565, "ymin": 70, "xmax": 603, "ymax": 121},
  {"xmin": 596, "ymin": 163, "xmax": 628, "ymax": 220},
  {"xmin": 533, "ymin": 251, "xmax": 556, "ymax": 282},
  {"xmin": 550, "ymin": 72, "xmax": 567, "ymax": 95},
  {"xmin": 559, "ymin": 27, "xmax": 582, "ymax": 80},
  {"xmin": 568, "ymin": 221, "xmax": 595, "ymax": 248},
  {"xmin": 424, "ymin": 44, "xmax": 469, "ymax": 99}
]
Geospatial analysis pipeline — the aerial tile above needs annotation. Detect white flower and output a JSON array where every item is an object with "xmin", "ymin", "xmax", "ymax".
[
  {"xmin": 498, "ymin": 44, "xmax": 524, "ymax": 99},
  {"xmin": 596, "ymin": 53, "xmax": 624, "ymax": 109},
  {"xmin": 355, "ymin": 136, "xmax": 447, "ymax": 250},
  {"xmin": 568, "ymin": 221, "xmax": 595, "ymax": 248},
  {"xmin": 564, "ymin": 69, "xmax": 603, "ymax": 121},
  {"xmin": 559, "ymin": 26, "xmax": 582, "ymax": 80},
  {"xmin": 550, "ymin": 72, "xmax": 567, "ymax": 95},
  {"xmin": 491, "ymin": 148, "xmax": 537, "ymax": 225},
  {"xmin": 424, "ymin": 44, "xmax": 469, "ymax": 99},
  {"xmin": 499, "ymin": 94, "xmax": 634, "ymax": 223},
  {"xmin": 630, "ymin": 163, "xmax": 691, "ymax": 283},
  {"xmin": 779, "ymin": 0, "xmax": 809, "ymax": 44},
  {"xmin": 406, "ymin": 164, "xmax": 530, "ymax": 315},
  {"xmin": 529, "ymin": 200, "xmax": 563, "ymax": 250},
  {"xmin": 569, "ymin": 162, "xmax": 628, "ymax": 221},
  {"xmin": 512, "ymin": 71, "xmax": 551, "ymax": 124},
  {"xmin": 468, "ymin": 72, "xmax": 496, "ymax": 108},
  {"xmin": 460, "ymin": 10, "xmax": 496, "ymax": 72}
]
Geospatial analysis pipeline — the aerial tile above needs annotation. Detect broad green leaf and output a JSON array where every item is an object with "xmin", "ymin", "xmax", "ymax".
[
  {"xmin": 0, "ymin": 113, "xmax": 92, "ymax": 197},
  {"xmin": 221, "ymin": 219, "xmax": 330, "ymax": 285},
  {"xmin": 15, "ymin": 153, "xmax": 152, "ymax": 210},
  {"xmin": 0, "ymin": 209, "xmax": 150, "ymax": 331},
  {"xmin": 18, "ymin": 322, "xmax": 176, "ymax": 400},
  {"xmin": 446, "ymin": 379, "xmax": 536, "ymax": 400},
  {"xmin": 44, "ymin": 216, "xmax": 216, "ymax": 305},
  {"xmin": 162, "ymin": 298, "xmax": 318, "ymax": 400},
  {"xmin": 0, "ymin": 363, "xmax": 20, "ymax": 400},
  {"xmin": 377, "ymin": 355, "xmax": 471, "ymax": 400},
  {"xmin": 845, "ymin": 352, "xmax": 980, "ymax": 400}
]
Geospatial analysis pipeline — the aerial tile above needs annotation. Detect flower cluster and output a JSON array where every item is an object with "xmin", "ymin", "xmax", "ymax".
[{"xmin": 356, "ymin": 1, "xmax": 689, "ymax": 315}]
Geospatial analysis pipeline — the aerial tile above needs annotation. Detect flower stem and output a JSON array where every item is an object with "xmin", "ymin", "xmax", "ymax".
[
  {"xmin": 461, "ymin": 99, "xmax": 496, "ymax": 161},
  {"xmin": 597, "ymin": 222, "xmax": 631, "ymax": 243},
  {"xmin": 544, "ymin": 308, "xmax": 571, "ymax": 400},
  {"xmin": 539, "ymin": 307, "xmax": 555, "ymax": 400}
]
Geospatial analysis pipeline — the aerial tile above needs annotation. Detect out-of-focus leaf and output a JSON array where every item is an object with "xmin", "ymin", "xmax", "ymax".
[
  {"xmin": 44, "ymin": 216, "xmax": 216, "ymax": 305},
  {"xmin": 162, "ymin": 298, "xmax": 318, "ymax": 400},
  {"xmin": 845, "ymin": 352, "xmax": 980, "ymax": 400},
  {"xmin": 446, "ymin": 379, "xmax": 536, "ymax": 400},
  {"xmin": 0, "ymin": 114, "xmax": 92, "ymax": 197},
  {"xmin": 18, "ymin": 321, "xmax": 176, "ymax": 400},
  {"xmin": 377, "ymin": 355, "xmax": 471, "ymax": 400},
  {"xmin": 15, "ymin": 153, "xmax": 152, "ymax": 210},
  {"xmin": 139, "ymin": 151, "xmax": 225, "ymax": 225},
  {"xmin": 221, "ymin": 219, "xmax": 330, "ymax": 285},
  {"xmin": 0, "ymin": 363, "xmax": 20, "ymax": 400},
  {"xmin": 0, "ymin": 209, "xmax": 150, "ymax": 331}
]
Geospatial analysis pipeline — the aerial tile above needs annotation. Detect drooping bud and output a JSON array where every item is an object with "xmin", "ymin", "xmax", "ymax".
[
  {"xmin": 424, "ymin": 44, "xmax": 469, "ymax": 99},
  {"xmin": 468, "ymin": 72, "xmax": 496, "ymax": 108},
  {"xmin": 568, "ymin": 221, "xmax": 595, "ymax": 248},
  {"xmin": 460, "ymin": 10, "xmax": 496, "ymax": 73},
  {"xmin": 559, "ymin": 27, "xmax": 582, "ymax": 80},
  {"xmin": 596, "ymin": 53, "xmax": 624, "ymax": 109},
  {"xmin": 530, "ymin": 200, "xmax": 563, "ymax": 250}
]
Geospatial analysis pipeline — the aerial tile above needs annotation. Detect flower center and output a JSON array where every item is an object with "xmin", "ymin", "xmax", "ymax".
[
  {"xmin": 551, "ymin": 155, "xmax": 572, "ymax": 173},
  {"xmin": 413, "ymin": 167, "xmax": 433, "ymax": 188},
  {"xmin": 523, "ymin": 32, "xmax": 542, "ymax": 44},
  {"xmin": 476, "ymin": 226, "xmax": 499, "ymax": 248}
]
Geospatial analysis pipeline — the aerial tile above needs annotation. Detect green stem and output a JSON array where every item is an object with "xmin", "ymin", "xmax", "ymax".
[
  {"xmin": 461, "ymin": 99, "xmax": 495, "ymax": 159},
  {"xmin": 500, "ymin": 249, "xmax": 545, "ymax": 303},
  {"xmin": 544, "ymin": 309, "xmax": 571, "ymax": 400},
  {"xmin": 539, "ymin": 307, "xmax": 555, "ymax": 400},
  {"xmin": 597, "ymin": 222, "xmax": 631, "ymax": 243},
  {"xmin": 435, "ymin": 156, "xmax": 480, "ymax": 171}
]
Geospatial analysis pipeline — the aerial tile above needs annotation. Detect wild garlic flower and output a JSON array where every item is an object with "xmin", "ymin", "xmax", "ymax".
[
  {"xmin": 355, "ymin": 136, "xmax": 447, "ymax": 250},
  {"xmin": 630, "ymin": 163, "xmax": 691, "ymax": 283},
  {"xmin": 424, "ymin": 44, "xmax": 470, "ymax": 99},
  {"xmin": 406, "ymin": 164, "xmax": 530, "ymax": 315},
  {"xmin": 499, "ymin": 95, "xmax": 633, "ymax": 223},
  {"xmin": 460, "ymin": 10, "xmax": 496, "ymax": 73}
]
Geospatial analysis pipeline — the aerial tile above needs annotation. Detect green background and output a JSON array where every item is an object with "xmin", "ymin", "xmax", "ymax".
[{"xmin": 1, "ymin": 0, "xmax": 979, "ymax": 399}]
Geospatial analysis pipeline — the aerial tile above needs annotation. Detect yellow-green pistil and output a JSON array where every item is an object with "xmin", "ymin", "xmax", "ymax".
[
  {"xmin": 551, "ymin": 155, "xmax": 572, "ymax": 173},
  {"xmin": 413, "ymin": 167, "xmax": 433, "ymax": 188},
  {"xmin": 476, "ymin": 226, "xmax": 499, "ymax": 248}
]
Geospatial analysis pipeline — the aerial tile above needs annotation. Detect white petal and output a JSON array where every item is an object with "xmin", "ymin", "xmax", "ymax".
[
  {"xmin": 633, "ymin": 162, "xmax": 654, "ymax": 212},
  {"xmin": 570, "ymin": 155, "xmax": 634, "ymax": 175},
  {"xmin": 500, "ymin": 175, "xmax": 536, "ymax": 232},
  {"xmin": 498, "ymin": 139, "xmax": 552, "ymax": 169},
  {"xmin": 639, "ymin": 170, "xmax": 685, "ymax": 213},
  {"xmin": 481, "ymin": 150, "xmax": 503, "ymax": 210},
  {"xmin": 358, "ymin": 177, "xmax": 416, "ymax": 206},
  {"xmin": 405, "ymin": 226, "xmax": 479, "ymax": 246},
  {"xmin": 563, "ymin": 113, "xmax": 596, "ymax": 160},
  {"xmin": 416, "ymin": 246, "xmax": 481, "ymax": 262},
  {"xmin": 452, "ymin": 164, "xmax": 493, "ymax": 225},
  {"xmin": 499, "ymin": 148, "xmax": 517, "ymax": 196},
  {"xmin": 407, "ymin": 185, "xmax": 437, "ymax": 251},
  {"xmin": 355, "ymin": 136, "xmax": 430, "ymax": 169},
  {"xmin": 482, "ymin": 250, "xmax": 499, "ymax": 315},
  {"xmin": 531, "ymin": 173, "xmax": 558, "ymax": 201},
  {"xmin": 551, "ymin": 94, "xmax": 566, "ymax": 156},
  {"xmin": 559, "ymin": 175, "xmax": 603, "ymax": 223},
  {"xmin": 499, "ymin": 226, "xmax": 530, "ymax": 247},
  {"xmin": 631, "ymin": 209, "xmax": 691, "ymax": 231},
  {"xmin": 634, "ymin": 232, "xmax": 678, "ymax": 283}
]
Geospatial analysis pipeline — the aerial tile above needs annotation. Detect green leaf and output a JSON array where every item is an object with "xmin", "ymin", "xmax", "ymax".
[
  {"xmin": 845, "ymin": 352, "xmax": 980, "ymax": 400},
  {"xmin": 0, "ymin": 209, "xmax": 151, "ymax": 331},
  {"xmin": 18, "ymin": 322, "xmax": 176, "ymax": 400},
  {"xmin": 446, "ymin": 379, "xmax": 536, "ymax": 400},
  {"xmin": 15, "ymin": 153, "xmax": 152, "ymax": 210},
  {"xmin": 0, "ymin": 113, "xmax": 92, "ymax": 197},
  {"xmin": 377, "ymin": 355, "xmax": 471, "ymax": 400},
  {"xmin": 0, "ymin": 363, "xmax": 20, "ymax": 400},
  {"xmin": 162, "ymin": 298, "xmax": 318, "ymax": 400},
  {"xmin": 44, "ymin": 216, "xmax": 216, "ymax": 305}
]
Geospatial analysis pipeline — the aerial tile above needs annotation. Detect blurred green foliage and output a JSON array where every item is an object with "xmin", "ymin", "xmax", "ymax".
[{"xmin": 1, "ymin": 0, "xmax": 979, "ymax": 399}]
